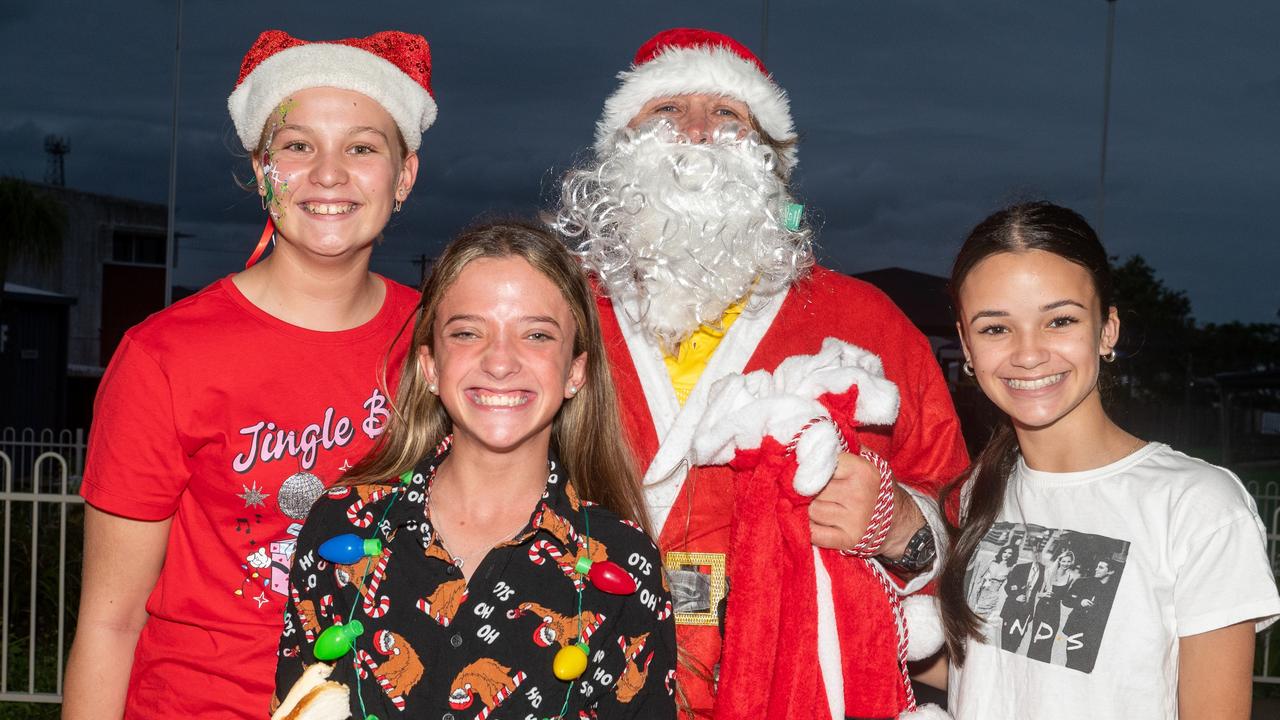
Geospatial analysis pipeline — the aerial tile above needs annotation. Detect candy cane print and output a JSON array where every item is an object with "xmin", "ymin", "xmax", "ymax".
[
  {"xmin": 414, "ymin": 584, "xmax": 468, "ymax": 627},
  {"xmin": 289, "ymin": 585, "xmax": 316, "ymax": 642},
  {"xmin": 656, "ymin": 599, "xmax": 673, "ymax": 621},
  {"xmin": 617, "ymin": 632, "xmax": 645, "ymax": 663},
  {"xmin": 579, "ymin": 612, "xmax": 605, "ymax": 644},
  {"xmin": 473, "ymin": 671, "xmax": 526, "ymax": 720},
  {"xmin": 529, "ymin": 540, "xmax": 583, "ymax": 590},
  {"xmin": 353, "ymin": 648, "xmax": 377, "ymax": 680},
  {"xmin": 361, "ymin": 547, "xmax": 393, "ymax": 618},
  {"xmin": 353, "ymin": 646, "xmax": 406, "ymax": 709},
  {"xmin": 319, "ymin": 594, "xmax": 333, "ymax": 617},
  {"xmin": 346, "ymin": 487, "xmax": 397, "ymax": 528},
  {"xmin": 527, "ymin": 539, "xmax": 564, "ymax": 566}
]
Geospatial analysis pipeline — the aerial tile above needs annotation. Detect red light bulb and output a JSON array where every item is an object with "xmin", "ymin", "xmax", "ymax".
[{"xmin": 574, "ymin": 556, "xmax": 636, "ymax": 595}]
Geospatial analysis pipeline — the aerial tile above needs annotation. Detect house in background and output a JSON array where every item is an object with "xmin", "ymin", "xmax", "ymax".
[
  {"xmin": 851, "ymin": 266, "xmax": 996, "ymax": 454},
  {"xmin": 3, "ymin": 181, "xmax": 168, "ymax": 430},
  {"xmin": 850, "ymin": 267, "xmax": 962, "ymax": 375}
]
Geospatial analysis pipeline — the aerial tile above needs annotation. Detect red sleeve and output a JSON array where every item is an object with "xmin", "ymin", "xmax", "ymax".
[
  {"xmin": 80, "ymin": 335, "xmax": 190, "ymax": 520},
  {"xmin": 886, "ymin": 331, "xmax": 970, "ymax": 498}
]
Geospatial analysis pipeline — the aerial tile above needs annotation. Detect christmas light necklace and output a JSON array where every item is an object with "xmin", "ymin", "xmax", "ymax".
[{"xmin": 309, "ymin": 465, "xmax": 637, "ymax": 720}]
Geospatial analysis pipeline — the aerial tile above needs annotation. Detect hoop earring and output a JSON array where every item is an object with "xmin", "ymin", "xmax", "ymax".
[
  {"xmin": 963, "ymin": 360, "xmax": 975, "ymax": 377},
  {"xmin": 1102, "ymin": 349, "xmax": 1117, "ymax": 363},
  {"xmin": 393, "ymin": 199, "xmax": 403, "ymax": 213}
]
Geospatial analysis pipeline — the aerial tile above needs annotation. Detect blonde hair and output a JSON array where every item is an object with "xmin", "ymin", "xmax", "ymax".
[{"xmin": 341, "ymin": 221, "xmax": 649, "ymax": 531}]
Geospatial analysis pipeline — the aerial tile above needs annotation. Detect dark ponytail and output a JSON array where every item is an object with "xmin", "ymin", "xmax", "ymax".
[
  {"xmin": 938, "ymin": 201, "xmax": 1113, "ymax": 665},
  {"xmin": 939, "ymin": 422, "xmax": 1018, "ymax": 664}
]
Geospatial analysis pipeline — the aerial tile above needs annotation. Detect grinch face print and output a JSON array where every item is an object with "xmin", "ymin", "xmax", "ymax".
[{"xmin": 259, "ymin": 97, "xmax": 297, "ymax": 220}]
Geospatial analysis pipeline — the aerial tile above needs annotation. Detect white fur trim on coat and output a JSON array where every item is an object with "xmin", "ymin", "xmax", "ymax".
[
  {"xmin": 903, "ymin": 594, "xmax": 945, "ymax": 662},
  {"xmin": 594, "ymin": 45, "xmax": 796, "ymax": 169},
  {"xmin": 228, "ymin": 43, "xmax": 437, "ymax": 152},
  {"xmin": 619, "ymin": 289, "xmax": 787, "ymax": 534},
  {"xmin": 650, "ymin": 337, "xmax": 900, "ymax": 497}
]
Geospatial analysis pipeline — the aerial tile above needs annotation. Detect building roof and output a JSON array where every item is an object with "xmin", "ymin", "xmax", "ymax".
[
  {"xmin": 2, "ymin": 281, "xmax": 76, "ymax": 304},
  {"xmin": 850, "ymin": 266, "xmax": 955, "ymax": 338}
]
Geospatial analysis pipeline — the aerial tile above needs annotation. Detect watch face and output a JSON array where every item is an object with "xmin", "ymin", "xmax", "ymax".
[{"xmin": 894, "ymin": 526, "xmax": 937, "ymax": 571}]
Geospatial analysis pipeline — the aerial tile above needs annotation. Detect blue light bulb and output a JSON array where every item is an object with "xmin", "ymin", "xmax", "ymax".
[{"xmin": 318, "ymin": 533, "xmax": 382, "ymax": 564}]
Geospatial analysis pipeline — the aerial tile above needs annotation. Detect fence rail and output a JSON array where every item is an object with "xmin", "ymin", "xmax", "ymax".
[
  {"xmin": 1, "ymin": 430, "xmax": 1278, "ymax": 706},
  {"xmin": 1, "ymin": 429, "xmax": 85, "ymax": 705},
  {"xmin": 1247, "ymin": 478, "xmax": 1280, "ymax": 684}
]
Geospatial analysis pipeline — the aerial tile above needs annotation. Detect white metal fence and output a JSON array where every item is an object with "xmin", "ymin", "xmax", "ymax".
[
  {"xmin": 1247, "ymin": 478, "xmax": 1280, "ymax": 684},
  {"xmin": 0, "ymin": 429, "xmax": 1277, "ymax": 706},
  {"xmin": 1, "ymin": 428, "xmax": 85, "ymax": 705}
]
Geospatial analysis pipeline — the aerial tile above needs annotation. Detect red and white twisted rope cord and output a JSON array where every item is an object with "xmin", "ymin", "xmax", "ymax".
[
  {"xmin": 870, "ymin": 562, "xmax": 917, "ymax": 711},
  {"xmin": 848, "ymin": 449, "xmax": 895, "ymax": 558},
  {"xmin": 789, "ymin": 417, "xmax": 916, "ymax": 712}
]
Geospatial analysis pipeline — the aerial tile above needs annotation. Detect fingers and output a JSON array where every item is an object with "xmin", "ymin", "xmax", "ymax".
[
  {"xmin": 809, "ymin": 522, "xmax": 855, "ymax": 550},
  {"xmin": 830, "ymin": 451, "xmax": 873, "ymax": 484},
  {"xmin": 808, "ymin": 497, "xmax": 868, "ymax": 529}
]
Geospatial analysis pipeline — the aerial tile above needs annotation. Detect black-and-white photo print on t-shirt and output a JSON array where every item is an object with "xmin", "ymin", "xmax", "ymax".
[{"xmin": 963, "ymin": 522, "xmax": 1130, "ymax": 673}]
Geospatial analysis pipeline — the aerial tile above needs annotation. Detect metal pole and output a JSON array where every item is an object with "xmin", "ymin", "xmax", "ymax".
[
  {"xmin": 1097, "ymin": 0, "xmax": 1117, "ymax": 240},
  {"xmin": 164, "ymin": 0, "xmax": 184, "ymax": 307}
]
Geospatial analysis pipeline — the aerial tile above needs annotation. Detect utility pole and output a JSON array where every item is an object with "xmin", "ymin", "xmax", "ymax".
[
  {"xmin": 1097, "ymin": 0, "xmax": 1118, "ymax": 240},
  {"xmin": 164, "ymin": 0, "xmax": 184, "ymax": 307},
  {"xmin": 412, "ymin": 254, "xmax": 431, "ymax": 288}
]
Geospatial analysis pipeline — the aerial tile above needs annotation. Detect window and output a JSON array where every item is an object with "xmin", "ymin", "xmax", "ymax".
[{"xmin": 112, "ymin": 229, "xmax": 166, "ymax": 265}]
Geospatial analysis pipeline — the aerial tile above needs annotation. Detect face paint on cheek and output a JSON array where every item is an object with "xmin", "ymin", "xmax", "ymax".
[
  {"xmin": 259, "ymin": 98, "xmax": 299, "ymax": 220},
  {"xmin": 261, "ymin": 149, "xmax": 291, "ymax": 220}
]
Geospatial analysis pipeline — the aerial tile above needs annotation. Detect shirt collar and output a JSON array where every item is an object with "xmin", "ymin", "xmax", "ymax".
[{"xmin": 382, "ymin": 436, "xmax": 580, "ymax": 552}]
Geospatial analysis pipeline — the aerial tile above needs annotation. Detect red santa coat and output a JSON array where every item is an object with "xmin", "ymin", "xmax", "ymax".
[{"xmin": 599, "ymin": 266, "xmax": 969, "ymax": 718}]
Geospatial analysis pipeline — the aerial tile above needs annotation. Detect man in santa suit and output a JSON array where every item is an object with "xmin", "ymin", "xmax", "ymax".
[{"xmin": 552, "ymin": 28, "xmax": 968, "ymax": 719}]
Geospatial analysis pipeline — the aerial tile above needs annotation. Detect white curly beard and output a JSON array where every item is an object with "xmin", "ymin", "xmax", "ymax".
[{"xmin": 553, "ymin": 122, "xmax": 812, "ymax": 349}]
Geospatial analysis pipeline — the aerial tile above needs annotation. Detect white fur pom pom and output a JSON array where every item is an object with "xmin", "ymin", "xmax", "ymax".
[
  {"xmin": 792, "ymin": 420, "xmax": 840, "ymax": 496},
  {"xmin": 899, "ymin": 703, "xmax": 952, "ymax": 719},
  {"xmin": 903, "ymin": 594, "xmax": 945, "ymax": 661}
]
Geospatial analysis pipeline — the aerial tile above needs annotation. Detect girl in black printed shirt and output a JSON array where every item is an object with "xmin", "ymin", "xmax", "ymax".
[{"xmin": 274, "ymin": 222, "xmax": 676, "ymax": 720}]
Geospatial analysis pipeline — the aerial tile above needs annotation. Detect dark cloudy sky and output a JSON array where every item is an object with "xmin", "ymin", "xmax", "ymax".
[{"xmin": 3, "ymin": 1, "xmax": 1276, "ymax": 323}]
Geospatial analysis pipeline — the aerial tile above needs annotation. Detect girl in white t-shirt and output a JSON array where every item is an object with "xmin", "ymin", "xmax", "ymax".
[{"xmin": 938, "ymin": 201, "xmax": 1280, "ymax": 719}]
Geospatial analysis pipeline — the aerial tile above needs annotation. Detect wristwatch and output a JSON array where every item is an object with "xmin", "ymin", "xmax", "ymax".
[{"xmin": 881, "ymin": 524, "xmax": 936, "ymax": 573}]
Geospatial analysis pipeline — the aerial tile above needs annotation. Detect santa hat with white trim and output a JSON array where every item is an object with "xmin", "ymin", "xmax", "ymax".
[
  {"xmin": 228, "ymin": 29, "xmax": 437, "ymax": 153},
  {"xmin": 594, "ymin": 27, "xmax": 797, "ymax": 170}
]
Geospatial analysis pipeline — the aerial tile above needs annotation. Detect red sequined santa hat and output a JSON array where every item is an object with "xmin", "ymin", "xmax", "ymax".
[
  {"xmin": 595, "ymin": 28, "xmax": 797, "ymax": 169},
  {"xmin": 228, "ymin": 30, "xmax": 437, "ymax": 152}
]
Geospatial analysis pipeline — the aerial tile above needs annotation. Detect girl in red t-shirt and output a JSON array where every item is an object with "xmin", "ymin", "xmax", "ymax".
[{"xmin": 64, "ymin": 30, "xmax": 437, "ymax": 719}]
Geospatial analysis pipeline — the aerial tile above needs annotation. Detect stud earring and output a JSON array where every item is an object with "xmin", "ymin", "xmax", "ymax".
[
  {"xmin": 428, "ymin": 383, "xmax": 438, "ymax": 394},
  {"xmin": 568, "ymin": 386, "xmax": 578, "ymax": 395},
  {"xmin": 962, "ymin": 360, "xmax": 974, "ymax": 377}
]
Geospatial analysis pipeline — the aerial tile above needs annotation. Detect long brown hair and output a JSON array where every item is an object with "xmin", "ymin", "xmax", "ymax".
[
  {"xmin": 939, "ymin": 201, "xmax": 1115, "ymax": 665},
  {"xmin": 340, "ymin": 220, "xmax": 649, "ymax": 531}
]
